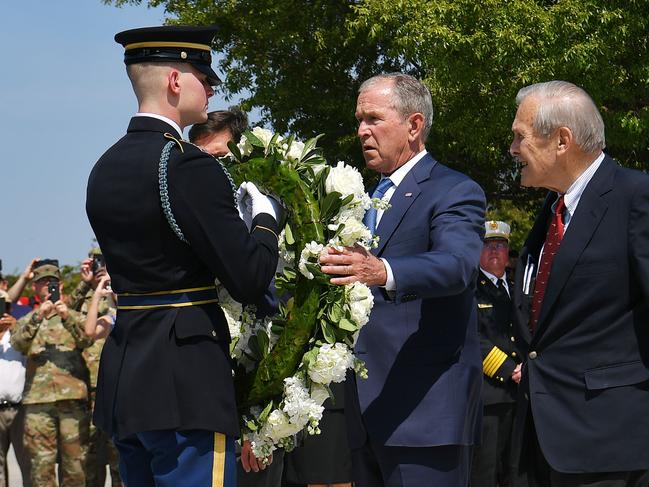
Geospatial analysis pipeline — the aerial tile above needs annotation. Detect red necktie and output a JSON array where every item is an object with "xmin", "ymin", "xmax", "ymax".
[{"xmin": 529, "ymin": 196, "xmax": 565, "ymax": 333}]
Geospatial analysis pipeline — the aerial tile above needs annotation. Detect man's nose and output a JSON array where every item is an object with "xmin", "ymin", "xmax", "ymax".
[{"xmin": 358, "ymin": 121, "xmax": 369, "ymax": 138}]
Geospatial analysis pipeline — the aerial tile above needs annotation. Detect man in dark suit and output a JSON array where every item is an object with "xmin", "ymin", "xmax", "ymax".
[
  {"xmin": 320, "ymin": 73, "xmax": 485, "ymax": 487},
  {"xmin": 471, "ymin": 220, "xmax": 524, "ymax": 487},
  {"xmin": 510, "ymin": 80, "xmax": 649, "ymax": 487},
  {"xmin": 86, "ymin": 25, "xmax": 281, "ymax": 486}
]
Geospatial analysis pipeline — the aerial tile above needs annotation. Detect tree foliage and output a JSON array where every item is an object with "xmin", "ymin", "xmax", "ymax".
[{"xmin": 105, "ymin": 0, "xmax": 649, "ymax": 207}]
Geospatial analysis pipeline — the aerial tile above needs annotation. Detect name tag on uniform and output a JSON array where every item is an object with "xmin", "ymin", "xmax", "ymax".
[{"xmin": 478, "ymin": 303, "xmax": 493, "ymax": 309}]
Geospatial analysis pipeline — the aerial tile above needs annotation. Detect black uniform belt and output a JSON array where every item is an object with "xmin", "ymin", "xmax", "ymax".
[
  {"xmin": 0, "ymin": 400, "xmax": 20, "ymax": 410},
  {"xmin": 117, "ymin": 286, "xmax": 219, "ymax": 310}
]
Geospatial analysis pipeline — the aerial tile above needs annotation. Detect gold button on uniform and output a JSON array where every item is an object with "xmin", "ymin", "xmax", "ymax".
[
  {"xmin": 211, "ymin": 330, "xmax": 217, "ymax": 337},
  {"xmin": 529, "ymin": 351, "xmax": 538, "ymax": 359},
  {"xmin": 510, "ymin": 336, "xmax": 515, "ymax": 342}
]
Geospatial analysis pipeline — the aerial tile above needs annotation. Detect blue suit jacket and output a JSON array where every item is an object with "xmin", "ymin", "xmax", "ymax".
[
  {"xmin": 511, "ymin": 155, "xmax": 649, "ymax": 473},
  {"xmin": 347, "ymin": 153, "xmax": 486, "ymax": 449}
]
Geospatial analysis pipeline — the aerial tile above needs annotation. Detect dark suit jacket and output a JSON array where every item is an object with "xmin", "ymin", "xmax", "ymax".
[
  {"xmin": 86, "ymin": 117, "xmax": 279, "ymax": 439},
  {"xmin": 511, "ymin": 155, "xmax": 649, "ymax": 473},
  {"xmin": 346, "ymin": 153, "xmax": 486, "ymax": 449},
  {"xmin": 476, "ymin": 270, "xmax": 521, "ymax": 405}
]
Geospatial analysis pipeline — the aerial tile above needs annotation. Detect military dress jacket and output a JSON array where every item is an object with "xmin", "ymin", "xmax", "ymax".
[
  {"xmin": 511, "ymin": 156, "xmax": 649, "ymax": 473},
  {"xmin": 476, "ymin": 270, "xmax": 521, "ymax": 406},
  {"xmin": 86, "ymin": 116, "xmax": 279, "ymax": 439}
]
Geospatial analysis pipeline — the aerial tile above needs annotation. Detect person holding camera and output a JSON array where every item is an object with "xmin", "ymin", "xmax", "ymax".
[
  {"xmin": 10, "ymin": 260, "xmax": 92, "ymax": 487},
  {"xmin": 0, "ymin": 298, "xmax": 32, "ymax": 487},
  {"xmin": 69, "ymin": 249, "xmax": 123, "ymax": 487}
]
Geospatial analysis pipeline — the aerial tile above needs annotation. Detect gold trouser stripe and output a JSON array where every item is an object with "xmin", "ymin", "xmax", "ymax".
[
  {"xmin": 483, "ymin": 346, "xmax": 508, "ymax": 378},
  {"xmin": 119, "ymin": 286, "xmax": 215, "ymax": 297},
  {"xmin": 117, "ymin": 298, "xmax": 219, "ymax": 310},
  {"xmin": 212, "ymin": 432, "xmax": 226, "ymax": 487},
  {"xmin": 125, "ymin": 41, "xmax": 211, "ymax": 51}
]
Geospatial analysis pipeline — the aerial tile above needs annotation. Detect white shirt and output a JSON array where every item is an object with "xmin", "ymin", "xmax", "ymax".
[
  {"xmin": 133, "ymin": 113, "xmax": 183, "ymax": 138},
  {"xmin": 524, "ymin": 152, "xmax": 606, "ymax": 294},
  {"xmin": 480, "ymin": 268, "xmax": 510, "ymax": 297},
  {"xmin": 0, "ymin": 331, "xmax": 26, "ymax": 403},
  {"xmin": 379, "ymin": 149, "xmax": 428, "ymax": 291}
]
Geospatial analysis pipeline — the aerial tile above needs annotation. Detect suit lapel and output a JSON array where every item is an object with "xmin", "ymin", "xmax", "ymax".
[
  {"xmin": 373, "ymin": 155, "xmax": 435, "ymax": 256},
  {"xmin": 534, "ymin": 156, "xmax": 615, "ymax": 335}
]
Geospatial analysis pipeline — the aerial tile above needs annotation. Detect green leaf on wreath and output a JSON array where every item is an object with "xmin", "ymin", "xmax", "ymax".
[
  {"xmin": 245, "ymin": 130, "xmax": 265, "ymax": 148},
  {"xmin": 328, "ymin": 303, "xmax": 343, "ymax": 322},
  {"xmin": 338, "ymin": 317, "xmax": 357, "ymax": 332},
  {"xmin": 257, "ymin": 331, "xmax": 270, "ymax": 358},
  {"xmin": 319, "ymin": 191, "xmax": 342, "ymax": 222},
  {"xmin": 245, "ymin": 420, "xmax": 258, "ymax": 432},
  {"xmin": 226, "ymin": 140, "xmax": 242, "ymax": 162},
  {"xmin": 320, "ymin": 321, "xmax": 337, "ymax": 344},
  {"xmin": 284, "ymin": 224, "xmax": 295, "ymax": 245},
  {"xmin": 258, "ymin": 400, "xmax": 274, "ymax": 424}
]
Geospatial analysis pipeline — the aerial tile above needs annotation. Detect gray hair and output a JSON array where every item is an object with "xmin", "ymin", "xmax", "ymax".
[
  {"xmin": 515, "ymin": 80, "xmax": 605, "ymax": 153},
  {"xmin": 359, "ymin": 73, "xmax": 434, "ymax": 140}
]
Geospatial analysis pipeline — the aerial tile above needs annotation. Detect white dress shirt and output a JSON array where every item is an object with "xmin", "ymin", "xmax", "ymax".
[
  {"xmin": 379, "ymin": 149, "xmax": 428, "ymax": 291},
  {"xmin": 0, "ymin": 331, "xmax": 26, "ymax": 403},
  {"xmin": 133, "ymin": 113, "xmax": 183, "ymax": 138}
]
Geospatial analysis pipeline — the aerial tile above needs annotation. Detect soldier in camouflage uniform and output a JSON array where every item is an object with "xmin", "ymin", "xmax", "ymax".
[
  {"xmin": 69, "ymin": 249, "xmax": 122, "ymax": 487},
  {"xmin": 11, "ymin": 260, "xmax": 92, "ymax": 487}
]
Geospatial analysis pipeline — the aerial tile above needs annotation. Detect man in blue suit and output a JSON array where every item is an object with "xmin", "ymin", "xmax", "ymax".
[
  {"xmin": 510, "ymin": 81, "xmax": 649, "ymax": 487},
  {"xmin": 320, "ymin": 73, "xmax": 486, "ymax": 486}
]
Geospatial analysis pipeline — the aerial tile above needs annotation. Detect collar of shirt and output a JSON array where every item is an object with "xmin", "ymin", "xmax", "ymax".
[
  {"xmin": 134, "ymin": 113, "xmax": 183, "ymax": 138},
  {"xmin": 376, "ymin": 150, "xmax": 428, "ymax": 225},
  {"xmin": 552, "ymin": 151, "xmax": 605, "ymax": 231},
  {"xmin": 480, "ymin": 268, "xmax": 510, "ymax": 296}
]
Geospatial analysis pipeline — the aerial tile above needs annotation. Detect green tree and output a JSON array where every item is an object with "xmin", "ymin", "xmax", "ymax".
[{"xmin": 105, "ymin": 0, "xmax": 649, "ymax": 205}]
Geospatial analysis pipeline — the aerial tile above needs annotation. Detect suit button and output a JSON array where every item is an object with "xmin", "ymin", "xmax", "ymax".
[
  {"xmin": 512, "ymin": 351, "xmax": 517, "ymax": 357},
  {"xmin": 211, "ymin": 330, "xmax": 217, "ymax": 337},
  {"xmin": 529, "ymin": 351, "xmax": 538, "ymax": 359},
  {"xmin": 510, "ymin": 336, "xmax": 515, "ymax": 342}
]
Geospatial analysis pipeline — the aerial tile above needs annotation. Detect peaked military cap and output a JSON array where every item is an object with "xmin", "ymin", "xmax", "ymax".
[
  {"xmin": 32, "ymin": 259, "xmax": 61, "ymax": 282},
  {"xmin": 115, "ymin": 25, "xmax": 222, "ymax": 86},
  {"xmin": 484, "ymin": 220, "xmax": 511, "ymax": 241}
]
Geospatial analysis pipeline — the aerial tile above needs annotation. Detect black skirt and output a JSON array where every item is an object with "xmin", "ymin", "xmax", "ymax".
[{"xmin": 284, "ymin": 382, "xmax": 352, "ymax": 484}]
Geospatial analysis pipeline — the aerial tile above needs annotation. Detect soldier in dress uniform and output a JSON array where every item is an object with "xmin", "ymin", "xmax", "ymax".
[
  {"xmin": 86, "ymin": 25, "xmax": 281, "ymax": 487},
  {"xmin": 470, "ymin": 221, "xmax": 524, "ymax": 487},
  {"xmin": 68, "ymin": 248, "xmax": 122, "ymax": 487},
  {"xmin": 11, "ymin": 259, "xmax": 92, "ymax": 487}
]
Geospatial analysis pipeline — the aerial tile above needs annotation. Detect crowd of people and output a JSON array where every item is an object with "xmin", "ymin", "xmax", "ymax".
[{"xmin": 2, "ymin": 21, "xmax": 649, "ymax": 487}]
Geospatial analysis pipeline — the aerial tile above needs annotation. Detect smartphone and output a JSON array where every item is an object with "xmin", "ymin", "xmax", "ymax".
[
  {"xmin": 48, "ymin": 280, "xmax": 60, "ymax": 303},
  {"xmin": 0, "ymin": 297, "xmax": 6, "ymax": 315},
  {"xmin": 92, "ymin": 254, "xmax": 106, "ymax": 274}
]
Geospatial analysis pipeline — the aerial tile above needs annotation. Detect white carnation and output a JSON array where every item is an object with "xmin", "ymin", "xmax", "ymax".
[
  {"xmin": 237, "ymin": 134, "xmax": 253, "ymax": 157},
  {"xmin": 251, "ymin": 127, "xmax": 275, "ymax": 148},
  {"xmin": 286, "ymin": 140, "xmax": 305, "ymax": 161},
  {"xmin": 325, "ymin": 161, "xmax": 366, "ymax": 199},
  {"xmin": 298, "ymin": 241, "xmax": 324, "ymax": 279},
  {"xmin": 346, "ymin": 282, "xmax": 374, "ymax": 329},
  {"xmin": 310, "ymin": 383, "xmax": 331, "ymax": 406},
  {"xmin": 308, "ymin": 343, "xmax": 355, "ymax": 384},
  {"xmin": 263, "ymin": 409, "xmax": 302, "ymax": 442},
  {"xmin": 328, "ymin": 215, "xmax": 372, "ymax": 248}
]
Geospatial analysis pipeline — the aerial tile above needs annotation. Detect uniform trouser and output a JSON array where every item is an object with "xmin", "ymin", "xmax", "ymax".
[
  {"xmin": 23, "ymin": 399, "xmax": 89, "ymax": 487},
  {"xmin": 470, "ymin": 402, "xmax": 516, "ymax": 487},
  {"xmin": 114, "ymin": 429, "xmax": 236, "ymax": 487},
  {"xmin": 0, "ymin": 404, "xmax": 32, "ymax": 487}
]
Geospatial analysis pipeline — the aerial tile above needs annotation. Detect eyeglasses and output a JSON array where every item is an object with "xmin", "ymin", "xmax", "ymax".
[{"xmin": 484, "ymin": 240, "xmax": 508, "ymax": 250}]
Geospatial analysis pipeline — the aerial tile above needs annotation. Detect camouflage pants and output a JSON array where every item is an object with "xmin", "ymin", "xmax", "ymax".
[
  {"xmin": 86, "ymin": 419, "xmax": 122, "ymax": 487},
  {"xmin": 24, "ymin": 400, "xmax": 89, "ymax": 487}
]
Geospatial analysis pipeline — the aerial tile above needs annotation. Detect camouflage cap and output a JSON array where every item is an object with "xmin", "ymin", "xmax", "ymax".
[
  {"xmin": 32, "ymin": 259, "xmax": 61, "ymax": 282},
  {"xmin": 88, "ymin": 247, "xmax": 102, "ymax": 258}
]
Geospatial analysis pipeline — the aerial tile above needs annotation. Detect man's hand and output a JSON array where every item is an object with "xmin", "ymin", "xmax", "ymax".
[
  {"xmin": 319, "ymin": 245, "xmax": 387, "ymax": 286},
  {"xmin": 80, "ymin": 258, "xmax": 94, "ymax": 284},
  {"xmin": 240, "ymin": 440, "xmax": 272, "ymax": 473},
  {"xmin": 38, "ymin": 301, "xmax": 55, "ymax": 320},
  {"xmin": 511, "ymin": 363, "xmax": 522, "ymax": 384},
  {"xmin": 22, "ymin": 258, "xmax": 39, "ymax": 281},
  {"xmin": 96, "ymin": 276, "xmax": 112, "ymax": 298},
  {"xmin": 54, "ymin": 301, "xmax": 70, "ymax": 321},
  {"xmin": 0, "ymin": 313, "xmax": 16, "ymax": 332}
]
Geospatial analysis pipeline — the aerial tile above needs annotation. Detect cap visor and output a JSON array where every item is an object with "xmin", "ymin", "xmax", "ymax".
[{"xmin": 192, "ymin": 63, "xmax": 221, "ymax": 87}]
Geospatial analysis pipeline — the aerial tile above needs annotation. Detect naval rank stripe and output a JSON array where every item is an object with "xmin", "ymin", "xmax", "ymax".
[{"xmin": 483, "ymin": 346, "xmax": 508, "ymax": 378}]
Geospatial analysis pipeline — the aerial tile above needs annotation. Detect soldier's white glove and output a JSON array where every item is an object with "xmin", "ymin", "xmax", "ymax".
[
  {"xmin": 239, "ymin": 182, "xmax": 281, "ymax": 223},
  {"xmin": 236, "ymin": 183, "xmax": 253, "ymax": 230}
]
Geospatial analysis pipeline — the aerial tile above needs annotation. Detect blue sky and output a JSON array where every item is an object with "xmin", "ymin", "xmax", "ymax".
[{"xmin": 1, "ymin": 1, "xmax": 253, "ymax": 274}]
